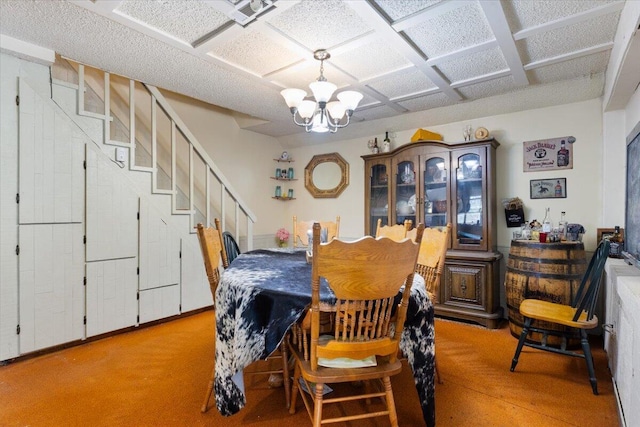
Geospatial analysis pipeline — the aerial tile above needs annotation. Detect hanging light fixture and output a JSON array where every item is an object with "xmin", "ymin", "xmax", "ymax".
[{"xmin": 281, "ymin": 49, "xmax": 363, "ymax": 133}]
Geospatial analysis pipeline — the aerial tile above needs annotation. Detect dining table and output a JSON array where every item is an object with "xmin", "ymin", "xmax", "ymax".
[{"xmin": 214, "ymin": 248, "xmax": 435, "ymax": 427}]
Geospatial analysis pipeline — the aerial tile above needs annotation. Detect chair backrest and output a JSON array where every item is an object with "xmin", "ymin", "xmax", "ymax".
[
  {"xmin": 375, "ymin": 218, "xmax": 412, "ymax": 240},
  {"xmin": 409, "ymin": 224, "xmax": 451, "ymax": 300},
  {"xmin": 292, "ymin": 215, "xmax": 340, "ymax": 247},
  {"xmin": 196, "ymin": 220, "xmax": 224, "ymax": 304},
  {"xmin": 309, "ymin": 222, "xmax": 424, "ymax": 371},
  {"xmin": 221, "ymin": 231, "xmax": 241, "ymax": 268},
  {"xmin": 571, "ymin": 239, "xmax": 610, "ymax": 322}
]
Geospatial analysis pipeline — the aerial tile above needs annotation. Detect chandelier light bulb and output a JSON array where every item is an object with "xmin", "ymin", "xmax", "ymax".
[{"xmin": 280, "ymin": 88, "xmax": 306, "ymax": 109}]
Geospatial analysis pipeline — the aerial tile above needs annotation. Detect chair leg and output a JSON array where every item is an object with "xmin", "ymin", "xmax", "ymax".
[
  {"xmin": 383, "ymin": 376, "xmax": 399, "ymax": 427},
  {"xmin": 313, "ymin": 382, "xmax": 324, "ymax": 427},
  {"xmin": 201, "ymin": 366, "xmax": 215, "ymax": 413},
  {"xmin": 510, "ymin": 317, "xmax": 532, "ymax": 372},
  {"xmin": 289, "ymin": 363, "xmax": 301, "ymax": 414},
  {"xmin": 281, "ymin": 341, "xmax": 291, "ymax": 408},
  {"xmin": 580, "ymin": 329, "xmax": 598, "ymax": 395}
]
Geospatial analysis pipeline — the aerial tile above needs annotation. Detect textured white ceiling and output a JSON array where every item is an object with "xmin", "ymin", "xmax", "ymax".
[{"xmin": 0, "ymin": 0, "xmax": 629, "ymax": 147}]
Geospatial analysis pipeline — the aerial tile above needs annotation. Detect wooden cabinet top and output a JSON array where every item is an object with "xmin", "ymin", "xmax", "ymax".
[{"xmin": 361, "ymin": 138, "xmax": 500, "ymax": 160}]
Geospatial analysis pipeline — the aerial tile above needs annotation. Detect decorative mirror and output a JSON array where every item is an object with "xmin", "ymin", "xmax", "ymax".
[{"xmin": 304, "ymin": 153, "xmax": 349, "ymax": 198}]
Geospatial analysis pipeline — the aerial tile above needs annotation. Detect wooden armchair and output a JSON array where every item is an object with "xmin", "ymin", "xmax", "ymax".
[
  {"xmin": 408, "ymin": 223, "xmax": 451, "ymax": 383},
  {"xmin": 288, "ymin": 222, "xmax": 424, "ymax": 427},
  {"xmin": 375, "ymin": 218, "xmax": 412, "ymax": 240},
  {"xmin": 510, "ymin": 239, "xmax": 610, "ymax": 395},
  {"xmin": 292, "ymin": 216, "xmax": 340, "ymax": 248},
  {"xmin": 195, "ymin": 220, "xmax": 224, "ymax": 413}
]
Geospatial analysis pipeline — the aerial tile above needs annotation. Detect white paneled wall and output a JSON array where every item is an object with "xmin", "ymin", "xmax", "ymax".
[
  {"xmin": 180, "ymin": 233, "xmax": 210, "ymax": 313},
  {"xmin": 18, "ymin": 224, "xmax": 84, "ymax": 353},
  {"xmin": 85, "ymin": 143, "xmax": 138, "ymax": 261},
  {"xmin": 86, "ymin": 258, "xmax": 138, "ymax": 337},
  {"xmin": 18, "ymin": 79, "xmax": 83, "ymax": 225}
]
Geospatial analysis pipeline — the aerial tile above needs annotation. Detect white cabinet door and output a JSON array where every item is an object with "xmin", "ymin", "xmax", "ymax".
[
  {"xmin": 18, "ymin": 79, "xmax": 83, "ymax": 225},
  {"xmin": 86, "ymin": 258, "xmax": 138, "ymax": 337},
  {"xmin": 180, "ymin": 233, "xmax": 211, "ymax": 313},
  {"xmin": 85, "ymin": 143, "xmax": 138, "ymax": 262},
  {"xmin": 19, "ymin": 224, "xmax": 84, "ymax": 354},
  {"xmin": 138, "ymin": 197, "xmax": 180, "ymax": 291}
]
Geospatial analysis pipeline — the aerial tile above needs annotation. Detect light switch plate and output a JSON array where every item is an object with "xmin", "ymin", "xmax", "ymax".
[{"xmin": 115, "ymin": 147, "xmax": 126, "ymax": 162}]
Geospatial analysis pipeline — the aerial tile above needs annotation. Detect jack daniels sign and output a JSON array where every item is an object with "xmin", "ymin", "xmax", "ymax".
[{"xmin": 523, "ymin": 136, "xmax": 574, "ymax": 172}]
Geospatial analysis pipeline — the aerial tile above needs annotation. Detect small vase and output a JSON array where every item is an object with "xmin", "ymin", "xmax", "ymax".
[{"xmin": 278, "ymin": 241, "xmax": 288, "ymax": 248}]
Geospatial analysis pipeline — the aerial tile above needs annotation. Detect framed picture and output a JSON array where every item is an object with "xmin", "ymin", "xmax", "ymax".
[
  {"xmin": 523, "ymin": 136, "xmax": 574, "ymax": 172},
  {"xmin": 530, "ymin": 178, "xmax": 566, "ymax": 199},
  {"xmin": 597, "ymin": 227, "xmax": 624, "ymax": 244}
]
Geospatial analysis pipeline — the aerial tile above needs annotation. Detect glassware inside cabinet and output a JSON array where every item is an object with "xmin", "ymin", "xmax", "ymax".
[
  {"xmin": 369, "ymin": 164, "xmax": 389, "ymax": 235},
  {"xmin": 423, "ymin": 157, "xmax": 447, "ymax": 227},
  {"xmin": 456, "ymin": 153, "xmax": 483, "ymax": 245},
  {"xmin": 395, "ymin": 160, "xmax": 416, "ymax": 225}
]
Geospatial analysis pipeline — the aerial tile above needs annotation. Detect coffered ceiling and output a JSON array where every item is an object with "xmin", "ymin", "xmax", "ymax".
[{"xmin": 0, "ymin": 1, "xmax": 627, "ymax": 147}]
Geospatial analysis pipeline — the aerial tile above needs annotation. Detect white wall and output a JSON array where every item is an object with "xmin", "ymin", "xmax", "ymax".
[{"xmin": 285, "ymin": 99, "xmax": 604, "ymax": 251}]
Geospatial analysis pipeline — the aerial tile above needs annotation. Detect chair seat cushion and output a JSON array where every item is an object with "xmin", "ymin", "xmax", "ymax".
[{"xmin": 519, "ymin": 299, "xmax": 598, "ymax": 329}]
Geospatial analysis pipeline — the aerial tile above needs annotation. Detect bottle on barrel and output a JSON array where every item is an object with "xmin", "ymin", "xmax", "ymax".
[
  {"xmin": 608, "ymin": 226, "xmax": 624, "ymax": 258},
  {"xmin": 542, "ymin": 207, "xmax": 552, "ymax": 233}
]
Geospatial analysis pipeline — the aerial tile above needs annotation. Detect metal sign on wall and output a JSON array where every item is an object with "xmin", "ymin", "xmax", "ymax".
[{"xmin": 523, "ymin": 136, "xmax": 574, "ymax": 172}]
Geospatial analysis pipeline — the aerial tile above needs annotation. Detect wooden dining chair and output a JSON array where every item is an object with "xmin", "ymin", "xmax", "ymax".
[
  {"xmin": 408, "ymin": 223, "xmax": 451, "ymax": 384},
  {"xmin": 221, "ymin": 231, "xmax": 241, "ymax": 266},
  {"xmin": 195, "ymin": 220, "xmax": 225, "ymax": 413},
  {"xmin": 292, "ymin": 216, "xmax": 340, "ymax": 248},
  {"xmin": 375, "ymin": 218, "xmax": 412, "ymax": 240},
  {"xmin": 198, "ymin": 221, "xmax": 292, "ymax": 411},
  {"xmin": 510, "ymin": 239, "xmax": 610, "ymax": 395},
  {"xmin": 288, "ymin": 222, "xmax": 424, "ymax": 427}
]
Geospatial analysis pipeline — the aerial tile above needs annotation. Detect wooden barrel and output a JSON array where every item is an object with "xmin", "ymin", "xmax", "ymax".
[{"xmin": 505, "ymin": 240, "xmax": 587, "ymax": 347}]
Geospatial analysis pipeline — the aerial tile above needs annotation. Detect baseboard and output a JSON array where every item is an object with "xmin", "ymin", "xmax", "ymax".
[{"xmin": 612, "ymin": 377, "xmax": 627, "ymax": 427}]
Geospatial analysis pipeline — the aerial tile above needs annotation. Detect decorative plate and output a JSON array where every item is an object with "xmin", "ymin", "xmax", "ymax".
[
  {"xmin": 280, "ymin": 151, "xmax": 289, "ymax": 160},
  {"xmin": 475, "ymin": 127, "xmax": 489, "ymax": 139}
]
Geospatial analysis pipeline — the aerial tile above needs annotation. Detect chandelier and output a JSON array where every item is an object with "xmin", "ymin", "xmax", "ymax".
[{"xmin": 280, "ymin": 49, "xmax": 363, "ymax": 133}]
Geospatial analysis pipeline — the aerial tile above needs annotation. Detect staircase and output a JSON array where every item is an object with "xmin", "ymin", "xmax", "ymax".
[{"xmin": 56, "ymin": 57, "xmax": 256, "ymax": 244}]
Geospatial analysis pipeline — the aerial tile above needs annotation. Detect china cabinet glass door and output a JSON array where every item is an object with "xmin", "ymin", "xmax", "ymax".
[
  {"xmin": 394, "ymin": 159, "xmax": 417, "ymax": 227},
  {"xmin": 423, "ymin": 155, "xmax": 448, "ymax": 228},
  {"xmin": 367, "ymin": 162, "xmax": 389, "ymax": 235},
  {"xmin": 452, "ymin": 149, "xmax": 487, "ymax": 250}
]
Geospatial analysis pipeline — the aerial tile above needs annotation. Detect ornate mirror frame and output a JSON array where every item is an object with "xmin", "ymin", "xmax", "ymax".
[{"xmin": 304, "ymin": 152, "xmax": 349, "ymax": 198}]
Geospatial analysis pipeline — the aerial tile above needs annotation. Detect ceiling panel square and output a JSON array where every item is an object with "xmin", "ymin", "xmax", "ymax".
[
  {"xmin": 330, "ymin": 39, "xmax": 412, "ymax": 81},
  {"xmin": 516, "ymin": 13, "xmax": 619, "ymax": 63},
  {"xmin": 457, "ymin": 75, "xmax": 518, "ymax": 100},
  {"xmin": 268, "ymin": 0, "xmax": 371, "ymax": 51},
  {"xmin": 403, "ymin": 2, "xmax": 493, "ymax": 58},
  {"xmin": 366, "ymin": 67, "xmax": 437, "ymax": 100},
  {"xmin": 373, "ymin": 0, "xmax": 443, "ymax": 21},
  {"xmin": 397, "ymin": 92, "xmax": 457, "ymax": 112},
  {"xmin": 436, "ymin": 47, "xmax": 507, "ymax": 84},
  {"xmin": 503, "ymin": 0, "xmax": 619, "ymax": 33},
  {"xmin": 351, "ymin": 104, "xmax": 398, "ymax": 122},
  {"xmin": 527, "ymin": 52, "xmax": 610, "ymax": 85},
  {"xmin": 208, "ymin": 29, "xmax": 302, "ymax": 76},
  {"xmin": 116, "ymin": 0, "xmax": 229, "ymax": 45}
]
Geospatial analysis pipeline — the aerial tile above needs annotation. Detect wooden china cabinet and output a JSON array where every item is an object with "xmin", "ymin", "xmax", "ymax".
[{"xmin": 362, "ymin": 138, "xmax": 503, "ymax": 328}]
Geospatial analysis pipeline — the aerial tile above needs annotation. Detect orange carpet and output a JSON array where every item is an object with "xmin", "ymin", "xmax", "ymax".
[{"xmin": 0, "ymin": 311, "xmax": 618, "ymax": 426}]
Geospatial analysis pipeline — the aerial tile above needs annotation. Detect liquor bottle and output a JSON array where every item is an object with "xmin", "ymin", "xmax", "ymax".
[
  {"xmin": 558, "ymin": 211, "xmax": 567, "ymax": 240},
  {"xmin": 542, "ymin": 207, "xmax": 552, "ymax": 233},
  {"xmin": 382, "ymin": 132, "xmax": 391, "ymax": 152},
  {"xmin": 557, "ymin": 139, "xmax": 569, "ymax": 167},
  {"xmin": 373, "ymin": 138, "xmax": 379, "ymax": 154},
  {"xmin": 609, "ymin": 226, "xmax": 623, "ymax": 258},
  {"xmin": 555, "ymin": 180, "xmax": 563, "ymax": 197}
]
